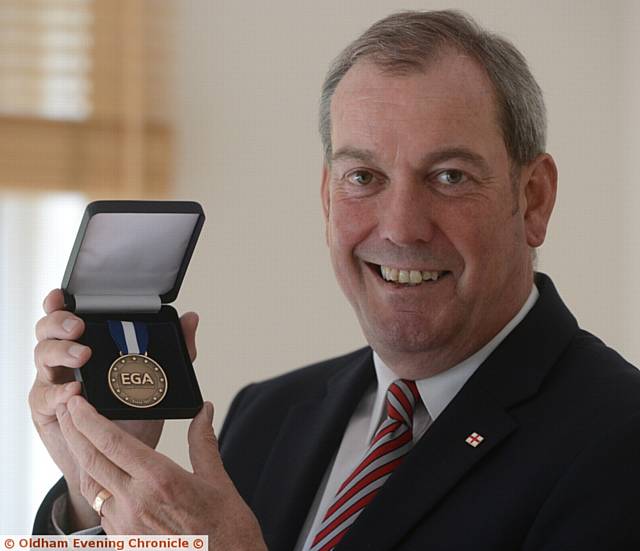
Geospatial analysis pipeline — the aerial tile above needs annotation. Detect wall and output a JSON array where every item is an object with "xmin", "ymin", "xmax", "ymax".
[{"xmin": 161, "ymin": 0, "xmax": 640, "ymax": 467}]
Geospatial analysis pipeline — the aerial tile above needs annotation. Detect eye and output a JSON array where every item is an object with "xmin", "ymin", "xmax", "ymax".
[
  {"xmin": 435, "ymin": 169, "xmax": 467, "ymax": 185},
  {"xmin": 346, "ymin": 170, "xmax": 376, "ymax": 186}
]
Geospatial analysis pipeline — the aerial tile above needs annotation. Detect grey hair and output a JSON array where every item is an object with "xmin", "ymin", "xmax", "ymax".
[{"xmin": 319, "ymin": 10, "xmax": 547, "ymax": 167}]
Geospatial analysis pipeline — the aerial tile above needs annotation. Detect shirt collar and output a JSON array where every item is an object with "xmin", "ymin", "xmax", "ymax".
[{"xmin": 369, "ymin": 284, "xmax": 540, "ymax": 440}]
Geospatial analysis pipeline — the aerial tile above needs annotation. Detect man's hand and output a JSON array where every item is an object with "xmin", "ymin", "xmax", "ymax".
[
  {"xmin": 56, "ymin": 396, "xmax": 267, "ymax": 551},
  {"xmin": 28, "ymin": 289, "xmax": 199, "ymax": 531}
]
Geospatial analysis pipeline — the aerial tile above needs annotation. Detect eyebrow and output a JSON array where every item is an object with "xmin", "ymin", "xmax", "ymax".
[
  {"xmin": 331, "ymin": 146, "xmax": 492, "ymax": 174},
  {"xmin": 422, "ymin": 147, "xmax": 492, "ymax": 174},
  {"xmin": 331, "ymin": 147, "xmax": 377, "ymax": 164}
]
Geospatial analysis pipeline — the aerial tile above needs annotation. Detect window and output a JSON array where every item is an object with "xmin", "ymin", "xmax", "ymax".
[
  {"xmin": 0, "ymin": 0, "xmax": 173, "ymax": 531},
  {"xmin": 0, "ymin": 192, "xmax": 86, "ymax": 532},
  {"xmin": 0, "ymin": 0, "xmax": 172, "ymax": 197}
]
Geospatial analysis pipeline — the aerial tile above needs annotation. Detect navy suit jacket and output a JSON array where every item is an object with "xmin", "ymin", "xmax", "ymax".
[{"xmin": 34, "ymin": 273, "xmax": 640, "ymax": 550}]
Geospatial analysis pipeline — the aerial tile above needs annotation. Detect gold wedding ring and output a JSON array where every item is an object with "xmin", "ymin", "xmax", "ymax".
[{"xmin": 92, "ymin": 488, "xmax": 112, "ymax": 516}]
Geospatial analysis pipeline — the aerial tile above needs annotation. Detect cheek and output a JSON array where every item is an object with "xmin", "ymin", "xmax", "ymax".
[
  {"xmin": 450, "ymin": 207, "xmax": 516, "ymax": 270},
  {"xmin": 328, "ymin": 196, "xmax": 375, "ymax": 252},
  {"xmin": 457, "ymin": 211, "xmax": 527, "ymax": 286}
]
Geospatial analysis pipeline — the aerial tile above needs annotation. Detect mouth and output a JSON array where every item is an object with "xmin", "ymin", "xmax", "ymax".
[{"xmin": 365, "ymin": 262, "xmax": 451, "ymax": 286}]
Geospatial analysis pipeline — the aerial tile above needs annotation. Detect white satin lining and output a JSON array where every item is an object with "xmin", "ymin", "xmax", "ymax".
[{"xmin": 67, "ymin": 212, "xmax": 198, "ymax": 312}]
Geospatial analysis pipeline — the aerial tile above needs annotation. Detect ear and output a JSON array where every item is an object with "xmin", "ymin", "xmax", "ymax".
[
  {"xmin": 521, "ymin": 153, "xmax": 557, "ymax": 248},
  {"xmin": 321, "ymin": 164, "xmax": 331, "ymax": 244}
]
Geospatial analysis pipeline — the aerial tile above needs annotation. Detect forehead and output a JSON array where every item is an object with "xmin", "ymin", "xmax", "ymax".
[{"xmin": 330, "ymin": 53, "xmax": 505, "ymax": 163}]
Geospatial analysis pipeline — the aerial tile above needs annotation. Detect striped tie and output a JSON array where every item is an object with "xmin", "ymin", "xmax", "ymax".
[{"xmin": 310, "ymin": 379, "xmax": 420, "ymax": 551}]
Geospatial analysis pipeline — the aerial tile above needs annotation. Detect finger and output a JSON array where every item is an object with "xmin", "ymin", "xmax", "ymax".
[
  {"xmin": 97, "ymin": 487, "xmax": 118, "ymax": 520},
  {"xmin": 34, "ymin": 340, "xmax": 92, "ymax": 382},
  {"xmin": 43, "ymin": 289, "xmax": 65, "ymax": 315},
  {"xmin": 66, "ymin": 395, "xmax": 154, "ymax": 479},
  {"xmin": 36, "ymin": 310, "xmax": 85, "ymax": 342},
  {"xmin": 79, "ymin": 471, "xmax": 107, "ymax": 517},
  {"xmin": 79, "ymin": 473, "xmax": 119, "ymax": 528},
  {"xmin": 101, "ymin": 516, "xmax": 116, "ymax": 535},
  {"xmin": 30, "ymin": 380, "xmax": 82, "ymax": 419},
  {"xmin": 180, "ymin": 311, "xmax": 199, "ymax": 362},
  {"xmin": 56, "ymin": 403, "xmax": 130, "ymax": 496},
  {"xmin": 188, "ymin": 402, "xmax": 220, "ymax": 480}
]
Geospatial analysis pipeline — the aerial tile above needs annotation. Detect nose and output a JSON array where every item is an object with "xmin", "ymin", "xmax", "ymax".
[{"xmin": 378, "ymin": 180, "xmax": 436, "ymax": 246}]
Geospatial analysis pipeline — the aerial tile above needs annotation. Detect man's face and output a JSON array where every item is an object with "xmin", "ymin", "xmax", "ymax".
[{"xmin": 322, "ymin": 53, "xmax": 553, "ymax": 375}]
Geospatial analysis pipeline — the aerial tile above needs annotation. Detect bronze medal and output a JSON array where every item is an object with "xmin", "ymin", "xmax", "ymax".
[{"xmin": 108, "ymin": 353, "xmax": 168, "ymax": 408}]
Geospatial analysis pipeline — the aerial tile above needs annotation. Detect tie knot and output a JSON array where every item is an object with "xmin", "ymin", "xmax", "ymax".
[{"xmin": 386, "ymin": 379, "xmax": 420, "ymax": 426}]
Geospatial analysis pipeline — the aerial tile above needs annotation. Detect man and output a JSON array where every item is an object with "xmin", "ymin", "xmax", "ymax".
[{"xmin": 32, "ymin": 10, "xmax": 640, "ymax": 550}]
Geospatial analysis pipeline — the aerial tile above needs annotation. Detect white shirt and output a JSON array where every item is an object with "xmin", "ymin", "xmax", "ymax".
[{"xmin": 295, "ymin": 285, "xmax": 539, "ymax": 551}]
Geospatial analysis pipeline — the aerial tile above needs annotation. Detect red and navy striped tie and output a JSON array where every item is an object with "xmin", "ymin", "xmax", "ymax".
[{"xmin": 310, "ymin": 379, "xmax": 421, "ymax": 551}]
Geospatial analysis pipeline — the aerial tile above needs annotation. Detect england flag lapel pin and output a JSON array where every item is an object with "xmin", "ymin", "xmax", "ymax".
[{"xmin": 465, "ymin": 432, "xmax": 485, "ymax": 448}]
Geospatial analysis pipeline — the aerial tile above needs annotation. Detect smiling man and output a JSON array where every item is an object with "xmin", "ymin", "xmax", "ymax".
[
  {"xmin": 322, "ymin": 51, "xmax": 553, "ymax": 379},
  {"xmin": 32, "ymin": 10, "xmax": 640, "ymax": 551}
]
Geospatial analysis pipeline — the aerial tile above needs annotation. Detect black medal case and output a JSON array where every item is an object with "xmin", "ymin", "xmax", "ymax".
[{"xmin": 62, "ymin": 200, "xmax": 205, "ymax": 419}]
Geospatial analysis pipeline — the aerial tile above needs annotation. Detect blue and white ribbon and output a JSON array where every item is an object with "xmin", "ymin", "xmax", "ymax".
[{"xmin": 107, "ymin": 320, "xmax": 149, "ymax": 355}]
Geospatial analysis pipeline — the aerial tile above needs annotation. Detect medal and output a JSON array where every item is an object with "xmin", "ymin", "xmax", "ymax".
[{"xmin": 107, "ymin": 320, "xmax": 168, "ymax": 408}]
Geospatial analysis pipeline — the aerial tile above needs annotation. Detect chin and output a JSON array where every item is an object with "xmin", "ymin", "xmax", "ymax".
[{"xmin": 364, "ymin": 319, "xmax": 443, "ymax": 356}]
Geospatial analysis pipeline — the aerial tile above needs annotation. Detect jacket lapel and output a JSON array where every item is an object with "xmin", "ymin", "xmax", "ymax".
[
  {"xmin": 338, "ymin": 273, "xmax": 579, "ymax": 550},
  {"xmin": 339, "ymin": 385, "xmax": 516, "ymax": 550},
  {"xmin": 251, "ymin": 348, "xmax": 375, "ymax": 551}
]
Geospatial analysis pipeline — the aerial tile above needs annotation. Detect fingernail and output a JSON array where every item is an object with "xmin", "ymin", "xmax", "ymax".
[
  {"xmin": 63, "ymin": 318, "xmax": 80, "ymax": 333},
  {"xmin": 205, "ymin": 402, "xmax": 214, "ymax": 422},
  {"xmin": 69, "ymin": 344, "xmax": 87, "ymax": 359}
]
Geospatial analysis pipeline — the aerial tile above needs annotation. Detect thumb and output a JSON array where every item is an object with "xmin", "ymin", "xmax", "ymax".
[{"xmin": 188, "ymin": 401, "xmax": 220, "ymax": 480}]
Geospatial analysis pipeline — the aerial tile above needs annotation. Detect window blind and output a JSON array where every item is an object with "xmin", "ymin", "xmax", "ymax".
[{"xmin": 0, "ymin": 0, "xmax": 172, "ymax": 197}]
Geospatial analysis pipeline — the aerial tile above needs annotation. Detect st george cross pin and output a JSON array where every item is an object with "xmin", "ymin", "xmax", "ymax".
[{"xmin": 465, "ymin": 432, "xmax": 485, "ymax": 448}]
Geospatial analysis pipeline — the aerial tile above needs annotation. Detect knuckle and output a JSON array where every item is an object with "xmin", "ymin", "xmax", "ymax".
[
  {"xmin": 34, "ymin": 340, "xmax": 60, "ymax": 370},
  {"xmin": 27, "ymin": 386, "xmax": 45, "ymax": 424},
  {"xmin": 129, "ymin": 496, "xmax": 147, "ymax": 521},
  {"xmin": 117, "ymin": 491, "xmax": 145, "ymax": 524},
  {"xmin": 150, "ymin": 466, "xmax": 175, "ymax": 500},
  {"xmin": 35, "ymin": 339, "xmax": 85, "ymax": 375},
  {"xmin": 99, "ymin": 432, "xmax": 122, "ymax": 458},
  {"xmin": 28, "ymin": 381, "xmax": 59, "ymax": 423},
  {"xmin": 36, "ymin": 311, "xmax": 84, "ymax": 342},
  {"xmin": 43, "ymin": 289, "xmax": 63, "ymax": 314},
  {"xmin": 28, "ymin": 383, "xmax": 47, "ymax": 415},
  {"xmin": 27, "ymin": 384, "xmax": 37, "ymax": 410},
  {"xmin": 33, "ymin": 340, "xmax": 47, "ymax": 367},
  {"xmin": 79, "ymin": 472, "xmax": 95, "ymax": 500},
  {"xmin": 78, "ymin": 448, "xmax": 99, "ymax": 475},
  {"xmin": 131, "ymin": 493, "xmax": 146, "ymax": 514},
  {"xmin": 33, "ymin": 346, "xmax": 56, "ymax": 383},
  {"xmin": 35, "ymin": 315, "xmax": 48, "ymax": 341}
]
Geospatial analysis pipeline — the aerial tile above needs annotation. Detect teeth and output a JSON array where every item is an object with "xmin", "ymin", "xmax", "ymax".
[
  {"xmin": 423, "ymin": 271, "xmax": 437, "ymax": 281},
  {"xmin": 379, "ymin": 265, "xmax": 444, "ymax": 284}
]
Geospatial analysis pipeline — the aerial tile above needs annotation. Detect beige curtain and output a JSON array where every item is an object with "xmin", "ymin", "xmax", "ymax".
[{"xmin": 0, "ymin": 0, "xmax": 172, "ymax": 198}]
